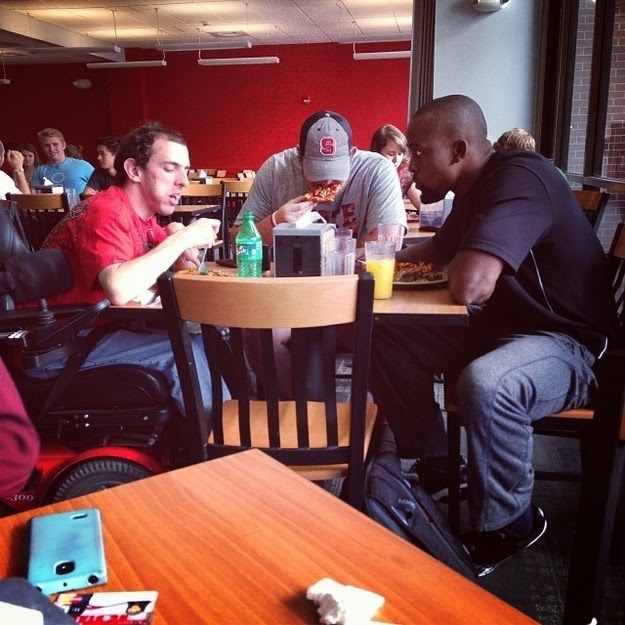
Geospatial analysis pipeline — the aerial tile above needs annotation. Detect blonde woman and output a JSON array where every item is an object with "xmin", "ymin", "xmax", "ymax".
[{"xmin": 370, "ymin": 124, "xmax": 421, "ymax": 211}]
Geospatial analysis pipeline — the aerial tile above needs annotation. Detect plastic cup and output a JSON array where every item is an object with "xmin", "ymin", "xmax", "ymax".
[
  {"xmin": 377, "ymin": 223, "xmax": 404, "ymax": 252},
  {"xmin": 335, "ymin": 227, "xmax": 353, "ymax": 239},
  {"xmin": 365, "ymin": 240, "xmax": 396, "ymax": 299},
  {"xmin": 325, "ymin": 237, "xmax": 356, "ymax": 275}
]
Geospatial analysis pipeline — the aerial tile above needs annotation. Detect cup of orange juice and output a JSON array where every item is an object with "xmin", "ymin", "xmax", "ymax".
[{"xmin": 365, "ymin": 240, "xmax": 396, "ymax": 299}]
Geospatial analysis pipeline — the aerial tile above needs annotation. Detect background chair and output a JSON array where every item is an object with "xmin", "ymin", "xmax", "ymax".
[
  {"xmin": 446, "ymin": 222, "xmax": 625, "ymax": 623},
  {"xmin": 157, "ymin": 271, "xmax": 378, "ymax": 508},
  {"xmin": 223, "ymin": 178, "xmax": 254, "ymax": 234},
  {"xmin": 572, "ymin": 188, "xmax": 610, "ymax": 233},
  {"xmin": 6, "ymin": 192, "xmax": 69, "ymax": 250},
  {"xmin": 179, "ymin": 182, "xmax": 224, "ymax": 206}
]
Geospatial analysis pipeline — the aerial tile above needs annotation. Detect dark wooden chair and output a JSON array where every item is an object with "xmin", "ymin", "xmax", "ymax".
[
  {"xmin": 222, "ymin": 178, "xmax": 253, "ymax": 231},
  {"xmin": 6, "ymin": 193, "xmax": 69, "ymax": 250},
  {"xmin": 157, "ymin": 271, "xmax": 378, "ymax": 508},
  {"xmin": 573, "ymin": 188, "xmax": 610, "ymax": 233},
  {"xmin": 446, "ymin": 222, "xmax": 625, "ymax": 623}
]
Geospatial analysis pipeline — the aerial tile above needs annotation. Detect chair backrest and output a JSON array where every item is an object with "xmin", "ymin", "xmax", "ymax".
[
  {"xmin": 158, "ymin": 271, "xmax": 376, "ymax": 487},
  {"xmin": 223, "ymin": 179, "xmax": 254, "ymax": 229},
  {"xmin": 179, "ymin": 183, "xmax": 224, "ymax": 205},
  {"xmin": 6, "ymin": 193, "xmax": 69, "ymax": 250},
  {"xmin": 572, "ymin": 189, "xmax": 610, "ymax": 232}
]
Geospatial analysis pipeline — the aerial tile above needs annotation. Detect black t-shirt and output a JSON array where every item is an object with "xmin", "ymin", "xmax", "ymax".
[
  {"xmin": 85, "ymin": 168, "xmax": 115, "ymax": 192},
  {"xmin": 434, "ymin": 149, "xmax": 616, "ymax": 356}
]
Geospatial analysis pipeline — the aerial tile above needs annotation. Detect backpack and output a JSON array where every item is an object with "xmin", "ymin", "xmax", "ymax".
[{"xmin": 364, "ymin": 451, "xmax": 478, "ymax": 579}]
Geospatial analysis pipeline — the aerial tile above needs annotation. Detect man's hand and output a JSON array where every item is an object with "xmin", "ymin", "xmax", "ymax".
[
  {"xmin": 273, "ymin": 196, "xmax": 315, "ymax": 225},
  {"xmin": 6, "ymin": 150, "xmax": 24, "ymax": 171},
  {"xmin": 170, "ymin": 217, "xmax": 221, "ymax": 270}
]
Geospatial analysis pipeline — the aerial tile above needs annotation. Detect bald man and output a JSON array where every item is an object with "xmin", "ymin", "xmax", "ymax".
[{"xmin": 370, "ymin": 95, "xmax": 616, "ymax": 574}]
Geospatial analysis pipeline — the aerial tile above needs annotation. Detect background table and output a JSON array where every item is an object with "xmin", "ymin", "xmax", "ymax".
[{"xmin": 0, "ymin": 450, "xmax": 537, "ymax": 625}]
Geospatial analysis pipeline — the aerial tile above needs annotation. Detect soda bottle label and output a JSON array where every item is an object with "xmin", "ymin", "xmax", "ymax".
[{"xmin": 236, "ymin": 242, "xmax": 262, "ymax": 258}]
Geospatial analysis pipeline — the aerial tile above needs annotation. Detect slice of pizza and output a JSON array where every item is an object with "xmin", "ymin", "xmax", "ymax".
[{"xmin": 304, "ymin": 182, "xmax": 342, "ymax": 204}]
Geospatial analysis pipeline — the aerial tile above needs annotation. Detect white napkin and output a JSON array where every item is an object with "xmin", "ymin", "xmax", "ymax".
[
  {"xmin": 307, "ymin": 578, "xmax": 385, "ymax": 625},
  {"xmin": 295, "ymin": 211, "xmax": 326, "ymax": 228},
  {"xmin": 0, "ymin": 601, "xmax": 43, "ymax": 625}
]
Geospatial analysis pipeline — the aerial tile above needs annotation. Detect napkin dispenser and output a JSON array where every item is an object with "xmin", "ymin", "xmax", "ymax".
[{"xmin": 273, "ymin": 222, "xmax": 335, "ymax": 276}]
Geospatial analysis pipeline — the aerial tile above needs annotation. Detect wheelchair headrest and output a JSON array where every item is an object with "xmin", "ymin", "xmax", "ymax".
[
  {"xmin": 0, "ymin": 205, "xmax": 30, "ymax": 263},
  {"xmin": 0, "ymin": 248, "xmax": 72, "ymax": 305}
]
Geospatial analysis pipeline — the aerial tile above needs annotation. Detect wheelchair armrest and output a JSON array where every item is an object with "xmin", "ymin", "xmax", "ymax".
[
  {"xmin": 21, "ymin": 339, "xmax": 87, "ymax": 368},
  {"xmin": 25, "ymin": 299, "xmax": 110, "ymax": 349}
]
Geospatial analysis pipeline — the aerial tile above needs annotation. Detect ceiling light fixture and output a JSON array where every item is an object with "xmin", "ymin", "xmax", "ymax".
[
  {"xmin": 352, "ymin": 50, "xmax": 410, "ymax": 61},
  {"xmin": 472, "ymin": 0, "xmax": 510, "ymax": 12},
  {"xmin": 86, "ymin": 59, "xmax": 167, "ymax": 69},
  {"xmin": 87, "ymin": 9, "xmax": 165, "ymax": 69},
  {"xmin": 156, "ymin": 41, "xmax": 252, "ymax": 52},
  {"xmin": 339, "ymin": 34, "xmax": 411, "ymax": 44},
  {"xmin": 28, "ymin": 45, "xmax": 122, "ymax": 55},
  {"xmin": 197, "ymin": 56, "xmax": 279, "ymax": 66}
]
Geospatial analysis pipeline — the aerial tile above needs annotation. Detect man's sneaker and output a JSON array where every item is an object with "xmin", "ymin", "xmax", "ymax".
[{"xmin": 462, "ymin": 505, "xmax": 547, "ymax": 577}]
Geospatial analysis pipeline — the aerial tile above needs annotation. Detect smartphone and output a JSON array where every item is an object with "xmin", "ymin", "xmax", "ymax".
[{"xmin": 27, "ymin": 508, "xmax": 107, "ymax": 595}]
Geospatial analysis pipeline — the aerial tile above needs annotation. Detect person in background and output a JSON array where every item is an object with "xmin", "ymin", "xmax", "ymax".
[
  {"xmin": 233, "ymin": 111, "xmax": 406, "ymax": 398},
  {"xmin": 0, "ymin": 356, "xmax": 39, "ymax": 496},
  {"xmin": 65, "ymin": 143, "xmax": 84, "ymax": 160},
  {"xmin": 83, "ymin": 136, "xmax": 121, "ymax": 197},
  {"xmin": 370, "ymin": 95, "xmax": 615, "ymax": 575},
  {"xmin": 36, "ymin": 122, "xmax": 226, "ymax": 417},
  {"xmin": 0, "ymin": 141, "xmax": 29, "ymax": 197},
  {"xmin": 30, "ymin": 128, "xmax": 94, "ymax": 194},
  {"xmin": 234, "ymin": 110, "xmax": 406, "ymax": 247},
  {"xmin": 370, "ymin": 124, "xmax": 422, "ymax": 212},
  {"xmin": 493, "ymin": 127, "xmax": 536, "ymax": 152},
  {"xmin": 18, "ymin": 143, "xmax": 41, "ymax": 187}
]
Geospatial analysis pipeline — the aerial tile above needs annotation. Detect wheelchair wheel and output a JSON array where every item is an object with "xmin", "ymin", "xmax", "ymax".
[{"xmin": 50, "ymin": 458, "xmax": 155, "ymax": 503}]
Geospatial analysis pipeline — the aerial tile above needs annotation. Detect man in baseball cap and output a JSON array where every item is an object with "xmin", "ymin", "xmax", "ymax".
[
  {"xmin": 232, "ymin": 109, "xmax": 406, "ymax": 398},
  {"xmin": 299, "ymin": 111, "xmax": 354, "ymax": 182},
  {"xmin": 233, "ymin": 109, "xmax": 405, "ymax": 247}
]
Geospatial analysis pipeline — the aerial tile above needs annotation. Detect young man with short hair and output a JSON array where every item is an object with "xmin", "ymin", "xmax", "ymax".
[{"xmin": 31, "ymin": 128, "xmax": 94, "ymax": 193}]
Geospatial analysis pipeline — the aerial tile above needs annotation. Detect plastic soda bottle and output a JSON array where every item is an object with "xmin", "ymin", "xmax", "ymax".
[{"xmin": 236, "ymin": 211, "xmax": 263, "ymax": 277}]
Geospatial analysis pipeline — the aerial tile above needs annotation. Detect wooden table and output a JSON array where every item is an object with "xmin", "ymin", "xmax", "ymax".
[
  {"xmin": 0, "ymin": 450, "xmax": 538, "ymax": 625},
  {"xmin": 170, "ymin": 203, "xmax": 220, "ymax": 225},
  {"xmin": 405, "ymin": 219, "xmax": 436, "ymax": 244},
  {"xmin": 373, "ymin": 285, "xmax": 468, "ymax": 326}
]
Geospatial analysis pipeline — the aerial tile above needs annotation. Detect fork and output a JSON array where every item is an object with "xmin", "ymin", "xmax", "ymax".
[{"xmin": 198, "ymin": 247, "xmax": 209, "ymax": 275}]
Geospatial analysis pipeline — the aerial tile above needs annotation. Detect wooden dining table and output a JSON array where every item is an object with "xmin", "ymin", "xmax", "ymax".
[
  {"xmin": 169, "ymin": 203, "xmax": 220, "ymax": 226},
  {"xmin": 107, "ymin": 263, "xmax": 469, "ymax": 327},
  {"xmin": 0, "ymin": 449, "xmax": 538, "ymax": 625}
]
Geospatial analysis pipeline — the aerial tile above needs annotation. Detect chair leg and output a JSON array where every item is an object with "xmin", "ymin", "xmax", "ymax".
[
  {"xmin": 563, "ymin": 350, "xmax": 625, "ymax": 625},
  {"xmin": 447, "ymin": 410, "xmax": 463, "ymax": 533}
]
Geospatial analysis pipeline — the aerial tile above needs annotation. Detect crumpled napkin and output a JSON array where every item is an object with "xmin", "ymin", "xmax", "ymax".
[{"xmin": 306, "ymin": 578, "xmax": 385, "ymax": 625}]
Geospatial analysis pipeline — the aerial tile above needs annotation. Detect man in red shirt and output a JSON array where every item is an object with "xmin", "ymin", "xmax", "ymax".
[{"xmin": 35, "ymin": 122, "xmax": 226, "ymax": 415}]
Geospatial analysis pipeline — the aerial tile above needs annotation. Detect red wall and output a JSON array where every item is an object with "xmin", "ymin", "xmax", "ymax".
[{"xmin": 1, "ymin": 43, "xmax": 410, "ymax": 173}]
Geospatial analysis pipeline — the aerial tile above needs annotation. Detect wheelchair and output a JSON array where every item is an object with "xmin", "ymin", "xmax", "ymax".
[{"xmin": 0, "ymin": 204, "xmax": 191, "ymax": 513}]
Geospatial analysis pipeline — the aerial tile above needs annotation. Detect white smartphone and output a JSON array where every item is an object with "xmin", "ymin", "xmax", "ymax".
[{"xmin": 27, "ymin": 508, "xmax": 107, "ymax": 595}]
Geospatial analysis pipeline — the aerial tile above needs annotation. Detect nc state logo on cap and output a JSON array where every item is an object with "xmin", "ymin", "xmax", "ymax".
[{"xmin": 319, "ymin": 136, "xmax": 336, "ymax": 156}]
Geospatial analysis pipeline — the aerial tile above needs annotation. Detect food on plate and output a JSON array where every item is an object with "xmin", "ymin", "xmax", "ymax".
[
  {"xmin": 393, "ymin": 261, "xmax": 446, "ymax": 283},
  {"xmin": 177, "ymin": 268, "xmax": 230, "ymax": 277},
  {"xmin": 305, "ymin": 182, "xmax": 342, "ymax": 204}
]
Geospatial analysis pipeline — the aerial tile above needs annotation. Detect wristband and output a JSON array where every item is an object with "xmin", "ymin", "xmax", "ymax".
[
  {"xmin": 13, "ymin": 168, "xmax": 24, "ymax": 173},
  {"xmin": 271, "ymin": 211, "xmax": 278, "ymax": 227}
]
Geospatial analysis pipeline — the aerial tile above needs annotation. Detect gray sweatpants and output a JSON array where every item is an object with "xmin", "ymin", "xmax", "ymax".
[{"xmin": 370, "ymin": 323, "xmax": 596, "ymax": 532}]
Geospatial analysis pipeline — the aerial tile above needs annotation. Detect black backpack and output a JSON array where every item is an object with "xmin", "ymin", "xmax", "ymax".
[{"xmin": 364, "ymin": 451, "xmax": 478, "ymax": 579}]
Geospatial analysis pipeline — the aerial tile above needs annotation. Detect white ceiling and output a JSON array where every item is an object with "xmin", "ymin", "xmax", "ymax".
[{"xmin": 0, "ymin": 0, "xmax": 413, "ymax": 64}]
